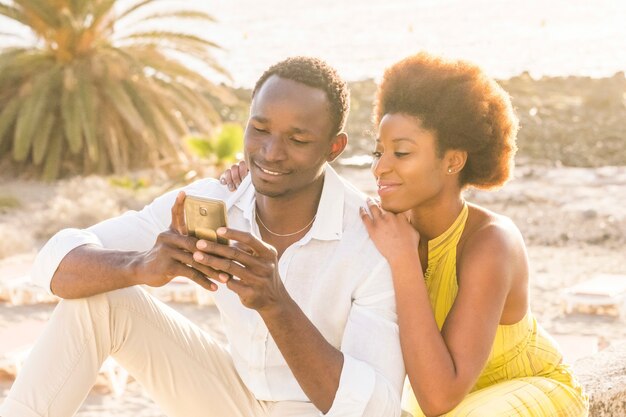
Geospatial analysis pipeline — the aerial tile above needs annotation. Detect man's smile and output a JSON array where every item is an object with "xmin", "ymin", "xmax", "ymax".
[{"xmin": 253, "ymin": 161, "xmax": 289, "ymax": 176}]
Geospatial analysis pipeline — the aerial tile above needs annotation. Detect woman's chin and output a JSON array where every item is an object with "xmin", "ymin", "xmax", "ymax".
[{"xmin": 379, "ymin": 200, "xmax": 407, "ymax": 214}]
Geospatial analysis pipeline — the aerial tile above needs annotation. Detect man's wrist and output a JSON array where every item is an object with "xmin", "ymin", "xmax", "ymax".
[
  {"xmin": 126, "ymin": 251, "xmax": 146, "ymax": 286},
  {"xmin": 258, "ymin": 293, "xmax": 297, "ymax": 322}
]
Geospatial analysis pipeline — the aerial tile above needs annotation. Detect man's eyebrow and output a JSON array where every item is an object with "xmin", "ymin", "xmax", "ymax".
[
  {"xmin": 291, "ymin": 127, "xmax": 311, "ymax": 135},
  {"xmin": 250, "ymin": 117, "xmax": 309, "ymax": 134}
]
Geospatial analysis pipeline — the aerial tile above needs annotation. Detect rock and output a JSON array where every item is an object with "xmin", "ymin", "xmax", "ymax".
[
  {"xmin": 574, "ymin": 342, "xmax": 626, "ymax": 417},
  {"xmin": 584, "ymin": 73, "xmax": 626, "ymax": 110},
  {"xmin": 582, "ymin": 209, "xmax": 599, "ymax": 219}
]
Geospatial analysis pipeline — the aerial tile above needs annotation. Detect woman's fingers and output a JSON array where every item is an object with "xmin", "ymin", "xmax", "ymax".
[
  {"xmin": 220, "ymin": 161, "xmax": 248, "ymax": 191},
  {"xmin": 236, "ymin": 161, "xmax": 249, "ymax": 185},
  {"xmin": 231, "ymin": 164, "xmax": 242, "ymax": 186},
  {"xmin": 366, "ymin": 198, "xmax": 384, "ymax": 219},
  {"xmin": 220, "ymin": 168, "xmax": 236, "ymax": 191},
  {"xmin": 359, "ymin": 206, "xmax": 372, "ymax": 226}
]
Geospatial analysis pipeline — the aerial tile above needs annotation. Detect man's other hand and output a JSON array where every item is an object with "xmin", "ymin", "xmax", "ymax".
[{"xmin": 193, "ymin": 227, "xmax": 290, "ymax": 313}]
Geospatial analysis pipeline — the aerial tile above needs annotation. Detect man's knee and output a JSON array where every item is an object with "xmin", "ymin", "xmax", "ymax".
[
  {"xmin": 55, "ymin": 285, "xmax": 147, "ymax": 319},
  {"xmin": 103, "ymin": 285, "xmax": 152, "ymax": 309},
  {"xmin": 105, "ymin": 285, "xmax": 147, "ymax": 300}
]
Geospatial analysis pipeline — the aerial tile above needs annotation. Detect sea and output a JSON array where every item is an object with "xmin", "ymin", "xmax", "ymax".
[
  {"xmin": 1, "ymin": 0, "xmax": 625, "ymax": 87},
  {"xmin": 203, "ymin": 0, "xmax": 626, "ymax": 87}
]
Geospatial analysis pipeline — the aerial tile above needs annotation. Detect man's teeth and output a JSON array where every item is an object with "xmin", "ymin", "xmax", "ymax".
[{"xmin": 260, "ymin": 167, "xmax": 283, "ymax": 176}]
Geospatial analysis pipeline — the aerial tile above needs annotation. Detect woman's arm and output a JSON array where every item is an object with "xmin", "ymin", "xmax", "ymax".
[{"xmin": 362, "ymin": 204, "xmax": 525, "ymax": 416}]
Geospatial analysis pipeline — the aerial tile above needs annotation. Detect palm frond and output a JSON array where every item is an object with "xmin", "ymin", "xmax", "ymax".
[
  {"xmin": 89, "ymin": 0, "xmax": 116, "ymax": 32},
  {"xmin": 0, "ymin": 49, "xmax": 54, "ymax": 83},
  {"xmin": 135, "ymin": 91, "xmax": 178, "ymax": 146},
  {"xmin": 0, "ymin": 97, "xmax": 21, "ymax": 148},
  {"xmin": 102, "ymin": 77, "xmax": 146, "ymax": 133},
  {"xmin": 61, "ymin": 85, "xmax": 83, "ymax": 154},
  {"xmin": 125, "ymin": 39, "xmax": 228, "ymax": 79},
  {"xmin": 121, "ymin": 80, "xmax": 162, "ymax": 148},
  {"xmin": 13, "ymin": 0, "xmax": 60, "ymax": 30},
  {"xmin": 160, "ymin": 82, "xmax": 216, "ymax": 132},
  {"xmin": 134, "ymin": 10, "xmax": 216, "ymax": 24},
  {"xmin": 0, "ymin": 31, "xmax": 27, "ymax": 40},
  {"xmin": 42, "ymin": 125, "xmax": 63, "ymax": 180},
  {"xmin": 0, "ymin": 3, "xmax": 30, "ymax": 27},
  {"xmin": 102, "ymin": 108, "xmax": 131, "ymax": 170},
  {"xmin": 150, "ymin": 95, "xmax": 188, "ymax": 137},
  {"xmin": 114, "ymin": 0, "xmax": 157, "ymax": 23},
  {"xmin": 32, "ymin": 113, "xmax": 55, "ymax": 164},
  {"xmin": 115, "ymin": 31, "xmax": 221, "ymax": 50},
  {"xmin": 12, "ymin": 66, "xmax": 60, "ymax": 161},
  {"xmin": 68, "ymin": 0, "xmax": 90, "ymax": 17},
  {"xmin": 119, "ymin": 45, "xmax": 221, "ymax": 88},
  {"xmin": 76, "ymin": 74, "xmax": 99, "ymax": 161}
]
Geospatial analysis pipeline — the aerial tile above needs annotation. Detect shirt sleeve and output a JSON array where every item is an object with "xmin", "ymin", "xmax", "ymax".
[
  {"xmin": 30, "ymin": 179, "xmax": 227, "ymax": 294},
  {"xmin": 323, "ymin": 260, "xmax": 406, "ymax": 417}
]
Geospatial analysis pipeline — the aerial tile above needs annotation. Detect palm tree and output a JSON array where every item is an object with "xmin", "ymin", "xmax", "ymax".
[{"xmin": 0, "ymin": 0, "xmax": 229, "ymax": 179}]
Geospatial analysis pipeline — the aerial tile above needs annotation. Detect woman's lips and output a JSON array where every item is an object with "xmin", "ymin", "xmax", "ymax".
[{"xmin": 377, "ymin": 181, "xmax": 401, "ymax": 196}]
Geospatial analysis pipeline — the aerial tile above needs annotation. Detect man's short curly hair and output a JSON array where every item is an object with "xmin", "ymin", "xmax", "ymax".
[
  {"xmin": 374, "ymin": 52, "xmax": 519, "ymax": 189},
  {"xmin": 253, "ymin": 56, "xmax": 350, "ymax": 137}
]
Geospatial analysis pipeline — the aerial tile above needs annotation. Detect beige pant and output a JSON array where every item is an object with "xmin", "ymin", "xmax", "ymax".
[{"xmin": 0, "ymin": 286, "xmax": 318, "ymax": 417}]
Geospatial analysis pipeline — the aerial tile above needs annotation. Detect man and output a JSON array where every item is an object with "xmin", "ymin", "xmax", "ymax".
[{"xmin": 0, "ymin": 57, "xmax": 404, "ymax": 417}]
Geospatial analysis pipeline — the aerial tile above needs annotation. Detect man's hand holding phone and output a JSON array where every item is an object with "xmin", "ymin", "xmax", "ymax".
[
  {"xmin": 180, "ymin": 192, "xmax": 291, "ymax": 313},
  {"xmin": 133, "ymin": 191, "xmax": 225, "ymax": 292}
]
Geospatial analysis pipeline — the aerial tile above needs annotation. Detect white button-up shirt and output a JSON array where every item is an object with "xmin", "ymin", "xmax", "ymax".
[{"xmin": 32, "ymin": 165, "xmax": 405, "ymax": 416}]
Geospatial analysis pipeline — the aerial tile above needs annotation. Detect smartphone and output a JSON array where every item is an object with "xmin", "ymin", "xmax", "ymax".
[{"xmin": 184, "ymin": 195, "xmax": 229, "ymax": 245}]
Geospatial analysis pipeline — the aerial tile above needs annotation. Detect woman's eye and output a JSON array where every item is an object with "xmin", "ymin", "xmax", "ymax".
[
  {"xmin": 254, "ymin": 127, "xmax": 268, "ymax": 133},
  {"xmin": 394, "ymin": 152, "xmax": 410, "ymax": 157},
  {"xmin": 371, "ymin": 151, "xmax": 382, "ymax": 158}
]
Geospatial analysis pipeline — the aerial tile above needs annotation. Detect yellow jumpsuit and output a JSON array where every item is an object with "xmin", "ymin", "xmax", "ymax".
[{"xmin": 407, "ymin": 204, "xmax": 589, "ymax": 417}]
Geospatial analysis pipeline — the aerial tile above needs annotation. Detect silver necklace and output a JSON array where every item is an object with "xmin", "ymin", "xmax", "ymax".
[{"xmin": 255, "ymin": 211, "xmax": 316, "ymax": 237}]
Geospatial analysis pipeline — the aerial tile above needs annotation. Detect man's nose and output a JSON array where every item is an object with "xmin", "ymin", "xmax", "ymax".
[{"xmin": 263, "ymin": 137, "xmax": 287, "ymax": 161}]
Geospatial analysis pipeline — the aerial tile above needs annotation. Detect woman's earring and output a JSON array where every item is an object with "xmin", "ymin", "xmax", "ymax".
[{"xmin": 448, "ymin": 168, "xmax": 453, "ymax": 174}]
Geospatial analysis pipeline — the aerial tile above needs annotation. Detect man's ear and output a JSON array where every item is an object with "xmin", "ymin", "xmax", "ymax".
[{"xmin": 327, "ymin": 132, "xmax": 348, "ymax": 162}]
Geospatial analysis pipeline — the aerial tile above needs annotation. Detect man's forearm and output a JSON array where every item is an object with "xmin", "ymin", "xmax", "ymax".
[
  {"xmin": 51, "ymin": 245, "xmax": 142, "ymax": 299},
  {"xmin": 260, "ymin": 297, "xmax": 344, "ymax": 414}
]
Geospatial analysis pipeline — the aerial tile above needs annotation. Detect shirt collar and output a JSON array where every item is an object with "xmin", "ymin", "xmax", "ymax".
[{"xmin": 226, "ymin": 163, "xmax": 344, "ymax": 242}]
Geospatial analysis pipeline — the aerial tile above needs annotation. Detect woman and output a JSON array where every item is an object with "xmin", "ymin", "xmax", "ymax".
[{"xmin": 221, "ymin": 53, "xmax": 588, "ymax": 417}]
